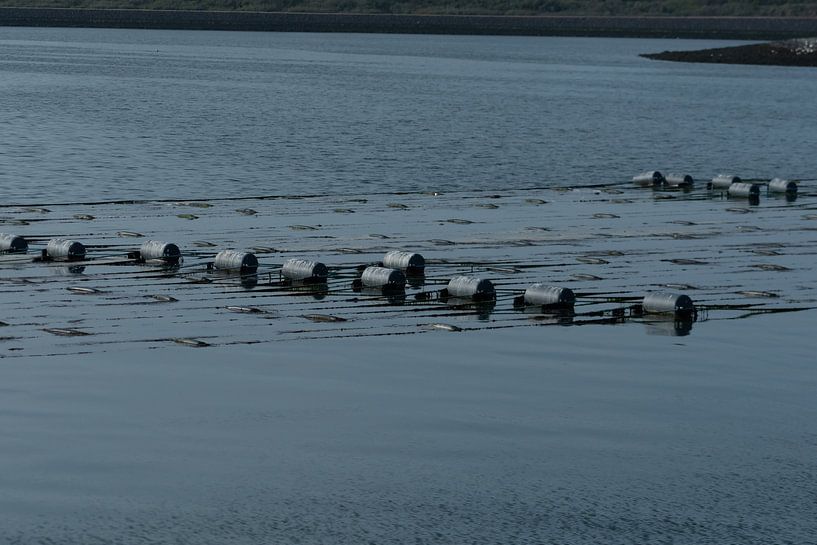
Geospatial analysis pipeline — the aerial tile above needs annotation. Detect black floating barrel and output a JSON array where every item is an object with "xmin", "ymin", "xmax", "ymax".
[
  {"xmin": 282, "ymin": 258, "xmax": 328, "ymax": 281},
  {"xmin": 139, "ymin": 240, "xmax": 181, "ymax": 263},
  {"xmin": 633, "ymin": 171, "xmax": 664, "ymax": 187},
  {"xmin": 361, "ymin": 266, "xmax": 406, "ymax": 289},
  {"xmin": 642, "ymin": 292, "xmax": 695, "ymax": 316},
  {"xmin": 727, "ymin": 182, "xmax": 761, "ymax": 198},
  {"xmin": 446, "ymin": 275, "xmax": 496, "ymax": 301},
  {"xmin": 214, "ymin": 250, "xmax": 258, "ymax": 273},
  {"xmin": 524, "ymin": 284, "xmax": 575, "ymax": 307},
  {"xmin": 382, "ymin": 250, "xmax": 425, "ymax": 273},
  {"xmin": 664, "ymin": 174, "xmax": 694, "ymax": 188},
  {"xmin": 46, "ymin": 238, "xmax": 86, "ymax": 261},
  {"xmin": 768, "ymin": 178, "xmax": 797, "ymax": 194},
  {"xmin": 711, "ymin": 174, "xmax": 742, "ymax": 189},
  {"xmin": 0, "ymin": 233, "xmax": 27, "ymax": 253}
]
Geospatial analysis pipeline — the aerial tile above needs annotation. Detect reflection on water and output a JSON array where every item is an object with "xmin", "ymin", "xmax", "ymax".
[
  {"xmin": 239, "ymin": 274, "xmax": 258, "ymax": 290},
  {"xmin": 446, "ymin": 299, "xmax": 497, "ymax": 321},
  {"xmin": 406, "ymin": 274, "xmax": 426, "ymax": 289},
  {"xmin": 643, "ymin": 317, "xmax": 695, "ymax": 337},
  {"xmin": 289, "ymin": 283, "xmax": 330, "ymax": 301},
  {"xmin": 528, "ymin": 309, "xmax": 576, "ymax": 326}
]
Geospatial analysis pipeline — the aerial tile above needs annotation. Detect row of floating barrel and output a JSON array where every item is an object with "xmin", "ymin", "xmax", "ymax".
[
  {"xmin": 0, "ymin": 235, "xmax": 696, "ymax": 319},
  {"xmin": 633, "ymin": 171, "xmax": 798, "ymax": 199}
]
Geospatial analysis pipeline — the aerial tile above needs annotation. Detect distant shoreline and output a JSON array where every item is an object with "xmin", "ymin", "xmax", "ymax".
[
  {"xmin": 2, "ymin": 8, "xmax": 817, "ymax": 39},
  {"xmin": 642, "ymin": 38, "xmax": 817, "ymax": 66}
]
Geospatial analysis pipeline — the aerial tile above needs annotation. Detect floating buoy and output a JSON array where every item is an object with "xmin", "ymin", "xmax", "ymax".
[
  {"xmin": 0, "ymin": 233, "xmax": 27, "ymax": 253},
  {"xmin": 214, "ymin": 250, "xmax": 258, "ymax": 273},
  {"xmin": 46, "ymin": 238, "xmax": 86, "ymax": 261},
  {"xmin": 139, "ymin": 240, "xmax": 181, "ymax": 263},
  {"xmin": 727, "ymin": 182, "xmax": 761, "ymax": 198},
  {"xmin": 633, "ymin": 171, "xmax": 664, "ymax": 187},
  {"xmin": 281, "ymin": 258, "xmax": 328, "ymax": 282},
  {"xmin": 768, "ymin": 178, "xmax": 797, "ymax": 194},
  {"xmin": 523, "ymin": 283, "xmax": 575, "ymax": 308},
  {"xmin": 642, "ymin": 292, "xmax": 695, "ymax": 316},
  {"xmin": 361, "ymin": 266, "xmax": 406, "ymax": 289},
  {"xmin": 446, "ymin": 275, "xmax": 495, "ymax": 301},
  {"xmin": 382, "ymin": 250, "xmax": 425, "ymax": 273},
  {"xmin": 665, "ymin": 174, "xmax": 694, "ymax": 188},
  {"xmin": 711, "ymin": 174, "xmax": 742, "ymax": 189}
]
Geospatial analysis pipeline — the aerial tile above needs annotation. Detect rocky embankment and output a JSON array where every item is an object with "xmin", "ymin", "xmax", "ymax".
[{"xmin": 642, "ymin": 37, "xmax": 817, "ymax": 66}]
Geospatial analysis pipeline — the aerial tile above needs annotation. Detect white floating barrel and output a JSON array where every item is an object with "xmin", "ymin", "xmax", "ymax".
[
  {"xmin": 382, "ymin": 250, "xmax": 425, "ymax": 273},
  {"xmin": 282, "ymin": 258, "xmax": 328, "ymax": 281},
  {"xmin": 524, "ymin": 284, "xmax": 575, "ymax": 307},
  {"xmin": 0, "ymin": 233, "xmax": 27, "ymax": 253},
  {"xmin": 139, "ymin": 240, "xmax": 181, "ymax": 262},
  {"xmin": 768, "ymin": 178, "xmax": 797, "ymax": 194},
  {"xmin": 46, "ymin": 238, "xmax": 86, "ymax": 260},
  {"xmin": 727, "ymin": 182, "xmax": 760, "ymax": 198},
  {"xmin": 633, "ymin": 171, "xmax": 664, "ymax": 187},
  {"xmin": 447, "ymin": 275, "xmax": 495, "ymax": 300},
  {"xmin": 665, "ymin": 174, "xmax": 694, "ymax": 188},
  {"xmin": 711, "ymin": 174, "xmax": 742, "ymax": 189},
  {"xmin": 361, "ymin": 266, "xmax": 406, "ymax": 288},
  {"xmin": 214, "ymin": 250, "xmax": 258, "ymax": 273},
  {"xmin": 643, "ymin": 292, "xmax": 695, "ymax": 316}
]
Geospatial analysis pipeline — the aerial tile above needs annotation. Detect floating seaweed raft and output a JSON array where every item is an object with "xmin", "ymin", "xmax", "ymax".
[{"xmin": 0, "ymin": 177, "xmax": 814, "ymax": 358}]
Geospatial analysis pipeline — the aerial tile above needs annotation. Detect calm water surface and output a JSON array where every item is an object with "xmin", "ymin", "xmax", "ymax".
[
  {"xmin": 1, "ymin": 28, "xmax": 816, "ymax": 200},
  {"xmin": 1, "ymin": 27, "xmax": 816, "ymax": 544}
]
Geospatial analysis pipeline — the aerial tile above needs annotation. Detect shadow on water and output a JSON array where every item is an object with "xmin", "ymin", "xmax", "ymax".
[{"xmin": 643, "ymin": 316, "xmax": 695, "ymax": 337}]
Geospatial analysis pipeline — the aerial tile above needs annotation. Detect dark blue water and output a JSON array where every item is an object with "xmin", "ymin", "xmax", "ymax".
[{"xmin": 2, "ymin": 28, "xmax": 816, "ymax": 201}]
